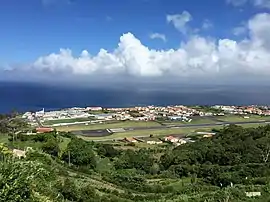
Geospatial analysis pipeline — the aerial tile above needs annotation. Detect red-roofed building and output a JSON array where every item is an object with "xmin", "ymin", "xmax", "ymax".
[
  {"xmin": 124, "ymin": 137, "xmax": 138, "ymax": 143},
  {"xmin": 164, "ymin": 136, "xmax": 179, "ymax": 143},
  {"xmin": 36, "ymin": 127, "xmax": 54, "ymax": 133}
]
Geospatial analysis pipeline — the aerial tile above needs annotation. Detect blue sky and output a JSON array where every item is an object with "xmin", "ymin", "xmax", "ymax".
[
  {"xmin": 0, "ymin": 0, "xmax": 261, "ymax": 62},
  {"xmin": 0, "ymin": 0, "xmax": 270, "ymax": 85}
]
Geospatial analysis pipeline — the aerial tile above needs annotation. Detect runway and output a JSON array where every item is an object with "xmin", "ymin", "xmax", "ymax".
[
  {"xmin": 72, "ymin": 120, "xmax": 268, "ymax": 137},
  {"xmin": 73, "ymin": 129, "xmax": 111, "ymax": 137}
]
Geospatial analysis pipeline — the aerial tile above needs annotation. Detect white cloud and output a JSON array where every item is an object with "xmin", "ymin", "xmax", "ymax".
[
  {"xmin": 227, "ymin": 0, "xmax": 270, "ymax": 8},
  {"xmin": 149, "ymin": 33, "xmax": 167, "ymax": 42},
  {"xmin": 253, "ymin": 0, "xmax": 270, "ymax": 8},
  {"xmin": 248, "ymin": 13, "xmax": 270, "ymax": 49},
  {"xmin": 233, "ymin": 23, "xmax": 247, "ymax": 35},
  {"xmin": 41, "ymin": 0, "xmax": 71, "ymax": 6},
  {"xmin": 4, "ymin": 13, "xmax": 270, "ymax": 84},
  {"xmin": 166, "ymin": 11, "xmax": 192, "ymax": 34},
  {"xmin": 227, "ymin": 0, "xmax": 248, "ymax": 6},
  {"xmin": 202, "ymin": 19, "xmax": 213, "ymax": 30}
]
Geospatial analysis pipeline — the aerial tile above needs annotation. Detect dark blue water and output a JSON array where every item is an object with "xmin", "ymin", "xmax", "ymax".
[{"xmin": 0, "ymin": 81, "xmax": 270, "ymax": 113}]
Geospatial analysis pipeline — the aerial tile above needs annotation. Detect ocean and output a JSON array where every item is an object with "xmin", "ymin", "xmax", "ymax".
[{"xmin": 0, "ymin": 81, "xmax": 270, "ymax": 113}]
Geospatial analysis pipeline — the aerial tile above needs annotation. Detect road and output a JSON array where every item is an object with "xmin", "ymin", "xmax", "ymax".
[{"xmin": 77, "ymin": 120, "xmax": 269, "ymax": 139}]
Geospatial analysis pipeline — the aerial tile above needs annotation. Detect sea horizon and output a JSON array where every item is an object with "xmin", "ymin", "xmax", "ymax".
[{"xmin": 1, "ymin": 81, "xmax": 270, "ymax": 114}]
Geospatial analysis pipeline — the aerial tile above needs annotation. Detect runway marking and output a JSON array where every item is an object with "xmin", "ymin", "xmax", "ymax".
[{"xmin": 109, "ymin": 128, "xmax": 126, "ymax": 133}]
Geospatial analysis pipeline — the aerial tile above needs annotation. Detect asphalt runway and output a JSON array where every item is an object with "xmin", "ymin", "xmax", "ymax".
[
  {"xmin": 73, "ymin": 120, "xmax": 269, "ymax": 137},
  {"xmin": 123, "ymin": 120, "xmax": 267, "ymax": 131},
  {"xmin": 73, "ymin": 129, "xmax": 112, "ymax": 137}
]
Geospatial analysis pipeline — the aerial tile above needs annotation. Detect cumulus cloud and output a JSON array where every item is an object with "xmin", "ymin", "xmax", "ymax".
[
  {"xmin": 227, "ymin": 0, "xmax": 270, "ymax": 8},
  {"xmin": 166, "ymin": 11, "xmax": 192, "ymax": 34},
  {"xmin": 149, "ymin": 33, "xmax": 167, "ymax": 42},
  {"xmin": 4, "ymin": 13, "xmax": 270, "ymax": 85}
]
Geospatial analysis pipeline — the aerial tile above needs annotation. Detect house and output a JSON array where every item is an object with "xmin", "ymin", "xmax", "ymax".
[
  {"xmin": 13, "ymin": 149, "xmax": 26, "ymax": 159},
  {"xmin": 124, "ymin": 137, "xmax": 137, "ymax": 143},
  {"xmin": 164, "ymin": 136, "xmax": 179, "ymax": 143},
  {"xmin": 174, "ymin": 139, "xmax": 187, "ymax": 146},
  {"xmin": 36, "ymin": 127, "xmax": 54, "ymax": 133},
  {"xmin": 35, "ymin": 108, "xmax": 45, "ymax": 117},
  {"xmin": 95, "ymin": 114, "xmax": 113, "ymax": 120},
  {"xmin": 87, "ymin": 107, "xmax": 102, "ymax": 111},
  {"xmin": 245, "ymin": 192, "xmax": 261, "ymax": 197},
  {"xmin": 203, "ymin": 134, "xmax": 214, "ymax": 138},
  {"xmin": 146, "ymin": 140, "xmax": 163, "ymax": 145},
  {"xmin": 178, "ymin": 139, "xmax": 187, "ymax": 144},
  {"xmin": 169, "ymin": 116, "xmax": 183, "ymax": 121}
]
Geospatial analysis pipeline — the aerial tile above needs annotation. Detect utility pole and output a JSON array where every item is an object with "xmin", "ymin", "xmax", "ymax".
[{"xmin": 68, "ymin": 150, "xmax": 71, "ymax": 167}]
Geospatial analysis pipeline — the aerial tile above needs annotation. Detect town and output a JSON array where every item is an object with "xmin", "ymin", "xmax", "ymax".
[
  {"xmin": 19, "ymin": 104, "xmax": 270, "ymax": 147},
  {"xmin": 22, "ymin": 104, "xmax": 270, "ymax": 127}
]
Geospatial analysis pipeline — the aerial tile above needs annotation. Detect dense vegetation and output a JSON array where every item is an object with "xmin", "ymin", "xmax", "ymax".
[{"xmin": 1, "ymin": 114, "xmax": 270, "ymax": 201}]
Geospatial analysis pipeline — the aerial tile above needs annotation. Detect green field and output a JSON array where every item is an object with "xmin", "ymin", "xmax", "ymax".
[
  {"xmin": 43, "ymin": 117, "xmax": 96, "ymax": 125},
  {"xmin": 79, "ymin": 126, "xmax": 217, "ymax": 141},
  {"xmin": 56, "ymin": 121, "xmax": 161, "ymax": 131},
  {"xmin": 163, "ymin": 115, "xmax": 270, "ymax": 124},
  {"xmin": 78, "ymin": 122, "xmax": 270, "ymax": 141},
  {"xmin": 217, "ymin": 114, "xmax": 269, "ymax": 122},
  {"xmin": 53, "ymin": 116, "xmax": 270, "ymax": 142}
]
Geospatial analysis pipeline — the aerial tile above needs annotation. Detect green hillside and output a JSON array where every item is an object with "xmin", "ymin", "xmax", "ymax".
[{"xmin": 1, "ymin": 115, "xmax": 270, "ymax": 201}]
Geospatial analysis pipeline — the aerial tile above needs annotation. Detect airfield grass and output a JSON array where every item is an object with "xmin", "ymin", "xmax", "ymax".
[
  {"xmin": 43, "ymin": 117, "xmax": 95, "ymax": 125},
  {"xmin": 240, "ymin": 123, "xmax": 268, "ymax": 128},
  {"xmin": 163, "ymin": 115, "xmax": 270, "ymax": 125},
  {"xmin": 56, "ymin": 120, "xmax": 161, "ymax": 131},
  {"xmin": 76, "ymin": 121, "xmax": 270, "ymax": 141},
  {"xmin": 78, "ymin": 126, "xmax": 217, "ymax": 141},
  {"xmin": 217, "ymin": 114, "xmax": 269, "ymax": 122}
]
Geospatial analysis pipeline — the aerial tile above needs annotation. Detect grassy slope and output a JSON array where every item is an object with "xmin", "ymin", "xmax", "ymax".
[
  {"xmin": 59, "ymin": 163, "xmax": 261, "ymax": 202},
  {"xmin": 0, "ymin": 134, "xmax": 9, "ymax": 144},
  {"xmin": 59, "ymin": 137, "xmax": 71, "ymax": 155}
]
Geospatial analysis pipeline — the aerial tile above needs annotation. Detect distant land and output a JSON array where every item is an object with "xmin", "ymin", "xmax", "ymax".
[{"xmin": 1, "ymin": 81, "xmax": 270, "ymax": 113}]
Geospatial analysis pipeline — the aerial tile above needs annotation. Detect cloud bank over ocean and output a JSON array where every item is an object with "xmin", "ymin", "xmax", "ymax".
[{"xmin": 2, "ymin": 12, "xmax": 270, "ymax": 86}]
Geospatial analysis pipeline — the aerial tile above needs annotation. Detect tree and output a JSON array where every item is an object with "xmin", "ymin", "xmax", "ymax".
[
  {"xmin": 0, "ymin": 160, "xmax": 52, "ymax": 202},
  {"xmin": 257, "ymin": 134, "xmax": 270, "ymax": 163},
  {"xmin": 115, "ymin": 149, "xmax": 154, "ymax": 173},
  {"xmin": 56, "ymin": 178, "xmax": 79, "ymax": 201},
  {"xmin": 149, "ymin": 163, "xmax": 160, "ymax": 175},
  {"xmin": 42, "ymin": 140, "xmax": 60, "ymax": 157},
  {"xmin": 62, "ymin": 138, "xmax": 96, "ymax": 168},
  {"xmin": 97, "ymin": 144, "xmax": 119, "ymax": 158},
  {"xmin": 0, "ymin": 143, "xmax": 13, "ymax": 162}
]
